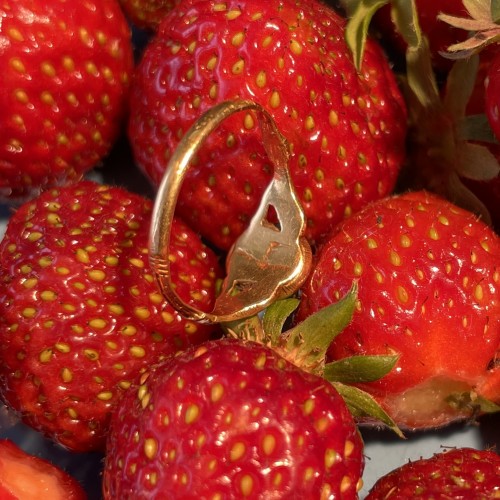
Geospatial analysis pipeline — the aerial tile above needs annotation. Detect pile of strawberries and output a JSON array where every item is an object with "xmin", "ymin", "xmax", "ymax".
[{"xmin": 1, "ymin": 0, "xmax": 500, "ymax": 498}]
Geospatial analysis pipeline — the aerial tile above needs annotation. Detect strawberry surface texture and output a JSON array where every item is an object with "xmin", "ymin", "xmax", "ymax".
[
  {"xmin": 0, "ymin": 0, "xmax": 134, "ymax": 202},
  {"xmin": 297, "ymin": 190, "xmax": 500, "ymax": 430},
  {"xmin": 0, "ymin": 181, "xmax": 223, "ymax": 452},
  {"xmin": 128, "ymin": 0, "xmax": 407, "ymax": 251},
  {"xmin": 366, "ymin": 447, "xmax": 500, "ymax": 498},
  {"xmin": 103, "ymin": 338, "xmax": 364, "ymax": 499}
]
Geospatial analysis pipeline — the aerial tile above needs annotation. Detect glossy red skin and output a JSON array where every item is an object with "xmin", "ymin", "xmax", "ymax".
[
  {"xmin": 366, "ymin": 447, "xmax": 500, "ymax": 498},
  {"xmin": 296, "ymin": 191, "xmax": 500, "ymax": 428},
  {"xmin": 0, "ymin": 439, "xmax": 86, "ymax": 500},
  {"xmin": 485, "ymin": 49, "xmax": 500, "ymax": 143},
  {"xmin": 372, "ymin": 0, "xmax": 469, "ymax": 75},
  {"xmin": 129, "ymin": 0, "xmax": 407, "ymax": 251},
  {"xmin": 0, "ymin": 0, "xmax": 134, "ymax": 202},
  {"xmin": 461, "ymin": 46, "xmax": 500, "ymax": 235},
  {"xmin": 103, "ymin": 338, "xmax": 364, "ymax": 498},
  {"xmin": 0, "ymin": 181, "xmax": 223, "ymax": 452}
]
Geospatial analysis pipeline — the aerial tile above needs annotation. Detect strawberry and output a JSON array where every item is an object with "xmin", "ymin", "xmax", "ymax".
[
  {"xmin": 0, "ymin": 0, "xmax": 134, "ymax": 203},
  {"xmin": 103, "ymin": 337, "xmax": 365, "ymax": 498},
  {"xmin": 118, "ymin": 0, "xmax": 179, "ymax": 32},
  {"xmin": 484, "ymin": 48, "xmax": 500, "ymax": 142},
  {"xmin": 296, "ymin": 190, "xmax": 500, "ymax": 430},
  {"xmin": 128, "ymin": 0, "xmax": 407, "ymax": 251},
  {"xmin": 366, "ymin": 447, "xmax": 500, "ymax": 498},
  {"xmin": 0, "ymin": 180, "xmax": 223, "ymax": 452},
  {"xmin": 0, "ymin": 439, "xmax": 86, "ymax": 500}
]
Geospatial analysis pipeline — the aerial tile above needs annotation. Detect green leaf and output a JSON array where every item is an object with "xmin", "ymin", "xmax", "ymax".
[
  {"xmin": 281, "ymin": 282, "xmax": 357, "ymax": 374},
  {"xmin": 344, "ymin": 0, "xmax": 390, "ymax": 70},
  {"xmin": 324, "ymin": 355, "xmax": 399, "ymax": 384},
  {"xmin": 492, "ymin": 0, "xmax": 500, "ymax": 23},
  {"xmin": 332, "ymin": 382, "xmax": 404, "ymax": 438},
  {"xmin": 457, "ymin": 142, "xmax": 500, "ymax": 180},
  {"xmin": 443, "ymin": 56, "xmax": 479, "ymax": 122},
  {"xmin": 390, "ymin": 0, "xmax": 422, "ymax": 49},
  {"xmin": 460, "ymin": 114, "xmax": 499, "ymax": 144},
  {"xmin": 405, "ymin": 36, "xmax": 440, "ymax": 109},
  {"xmin": 262, "ymin": 298, "xmax": 299, "ymax": 345}
]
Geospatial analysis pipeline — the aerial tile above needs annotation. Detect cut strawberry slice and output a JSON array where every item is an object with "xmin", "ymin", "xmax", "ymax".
[{"xmin": 0, "ymin": 440, "xmax": 86, "ymax": 500}]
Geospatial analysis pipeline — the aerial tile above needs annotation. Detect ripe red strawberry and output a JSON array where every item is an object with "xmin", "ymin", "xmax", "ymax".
[
  {"xmin": 0, "ymin": 0, "xmax": 134, "ymax": 202},
  {"xmin": 0, "ymin": 439, "xmax": 86, "ymax": 500},
  {"xmin": 296, "ymin": 190, "xmax": 500, "ymax": 430},
  {"xmin": 118, "ymin": 0, "xmax": 179, "ymax": 31},
  {"xmin": 103, "ymin": 338, "xmax": 364, "ymax": 498},
  {"xmin": 128, "ymin": 0, "xmax": 407, "ymax": 251},
  {"xmin": 366, "ymin": 447, "xmax": 500, "ymax": 498},
  {"xmin": 485, "ymin": 48, "xmax": 500, "ymax": 142},
  {"xmin": 0, "ymin": 180, "xmax": 223, "ymax": 452}
]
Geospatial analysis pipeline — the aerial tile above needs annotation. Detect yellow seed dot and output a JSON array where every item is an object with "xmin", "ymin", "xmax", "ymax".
[
  {"xmin": 28, "ymin": 231, "xmax": 43, "ymax": 242},
  {"xmin": 8, "ymin": 27, "xmax": 24, "ymax": 42},
  {"xmin": 109, "ymin": 304, "xmax": 124, "ymax": 315},
  {"xmin": 40, "ymin": 290, "xmax": 57, "ymax": 301},
  {"xmin": 269, "ymin": 90, "xmax": 280, "ymax": 109},
  {"xmin": 344, "ymin": 439, "xmax": 355, "ymax": 458},
  {"xmin": 474, "ymin": 284, "xmax": 484, "ymax": 301},
  {"xmin": 232, "ymin": 32, "xmax": 245, "ymax": 46},
  {"xmin": 262, "ymin": 434, "xmax": 276, "ymax": 455},
  {"xmin": 390, "ymin": 250, "xmax": 402, "ymax": 266},
  {"xmin": 130, "ymin": 346, "xmax": 146, "ymax": 358},
  {"xmin": 185, "ymin": 404, "xmax": 200, "ymax": 424},
  {"xmin": 41, "ymin": 61, "xmax": 56, "ymax": 77},
  {"xmin": 226, "ymin": 8, "xmax": 241, "ymax": 19},
  {"xmin": 340, "ymin": 476, "xmax": 352, "ymax": 493},
  {"xmin": 232, "ymin": 59, "xmax": 245, "ymax": 75},
  {"xmin": 134, "ymin": 306, "xmax": 151, "ymax": 320},
  {"xmin": 230, "ymin": 442, "xmax": 246, "ymax": 461},
  {"xmin": 84, "ymin": 349, "xmax": 99, "ymax": 361},
  {"xmin": 429, "ymin": 227, "xmax": 439, "ymax": 240},
  {"xmin": 10, "ymin": 58, "xmax": 25, "ymax": 72},
  {"xmin": 22, "ymin": 307, "xmax": 37, "ymax": 319},
  {"xmin": 304, "ymin": 467, "xmax": 315, "ymax": 481},
  {"xmin": 75, "ymin": 249, "xmax": 90, "ymax": 263},
  {"xmin": 290, "ymin": 39, "xmax": 303, "ymax": 55},
  {"xmin": 211, "ymin": 382, "xmax": 224, "ymax": 402},
  {"xmin": 305, "ymin": 115, "xmax": 315, "ymax": 131},
  {"xmin": 15, "ymin": 89, "xmax": 29, "ymax": 104},
  {"xmin": 23, "ymin": 278, "xmax": 38, "ymax": 289},
  {"xmin": 144, "ymin": 438, "xmax": 158, "ymax": 460},
  {"xmin": 256, "ymin": 70, "xmax": 266, "ymax": 88},
  {"xmin": 39, "ymin": 349, "xmax": 52, "ymax": 363},
  {"xmin": 397, "ymin": 285, "xmax": 409, "ymax": 304},
  {"xmin": 97, "ymin": 391, "xmax": 113, "ymax": 401},
  {"xmin": 353, "ymin": 262, "xmax": 363, "ymax": 276},
  {"xmin": 54, "ymin": 342, "xmax": 71, "ymax": 354},
  {"xmin": 244, "ymin": 113, "xmax": 255, "ymax": 129},
  {"xmin": 325, "ymin": 449, "xmax": 340, "ymax": 468},
  {"xmin": 89, "ymin": 318, "xmax": 107, "ymax": 329},
  {"xmin": 303, "ymin": 398, "xmax": 314, "ymax": 415},
  {"xmin": 122, "ymin": 325, "xmax": 137, "ymax": 336},
  {"xmin": 67, "ymin": 407, "xmax": 78, "ymax": 419}
]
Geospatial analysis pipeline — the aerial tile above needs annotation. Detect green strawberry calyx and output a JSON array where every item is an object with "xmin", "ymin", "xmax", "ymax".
[{"xmin": 225, "ymin": 284, "xmax": 403, "ymax": 437}]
